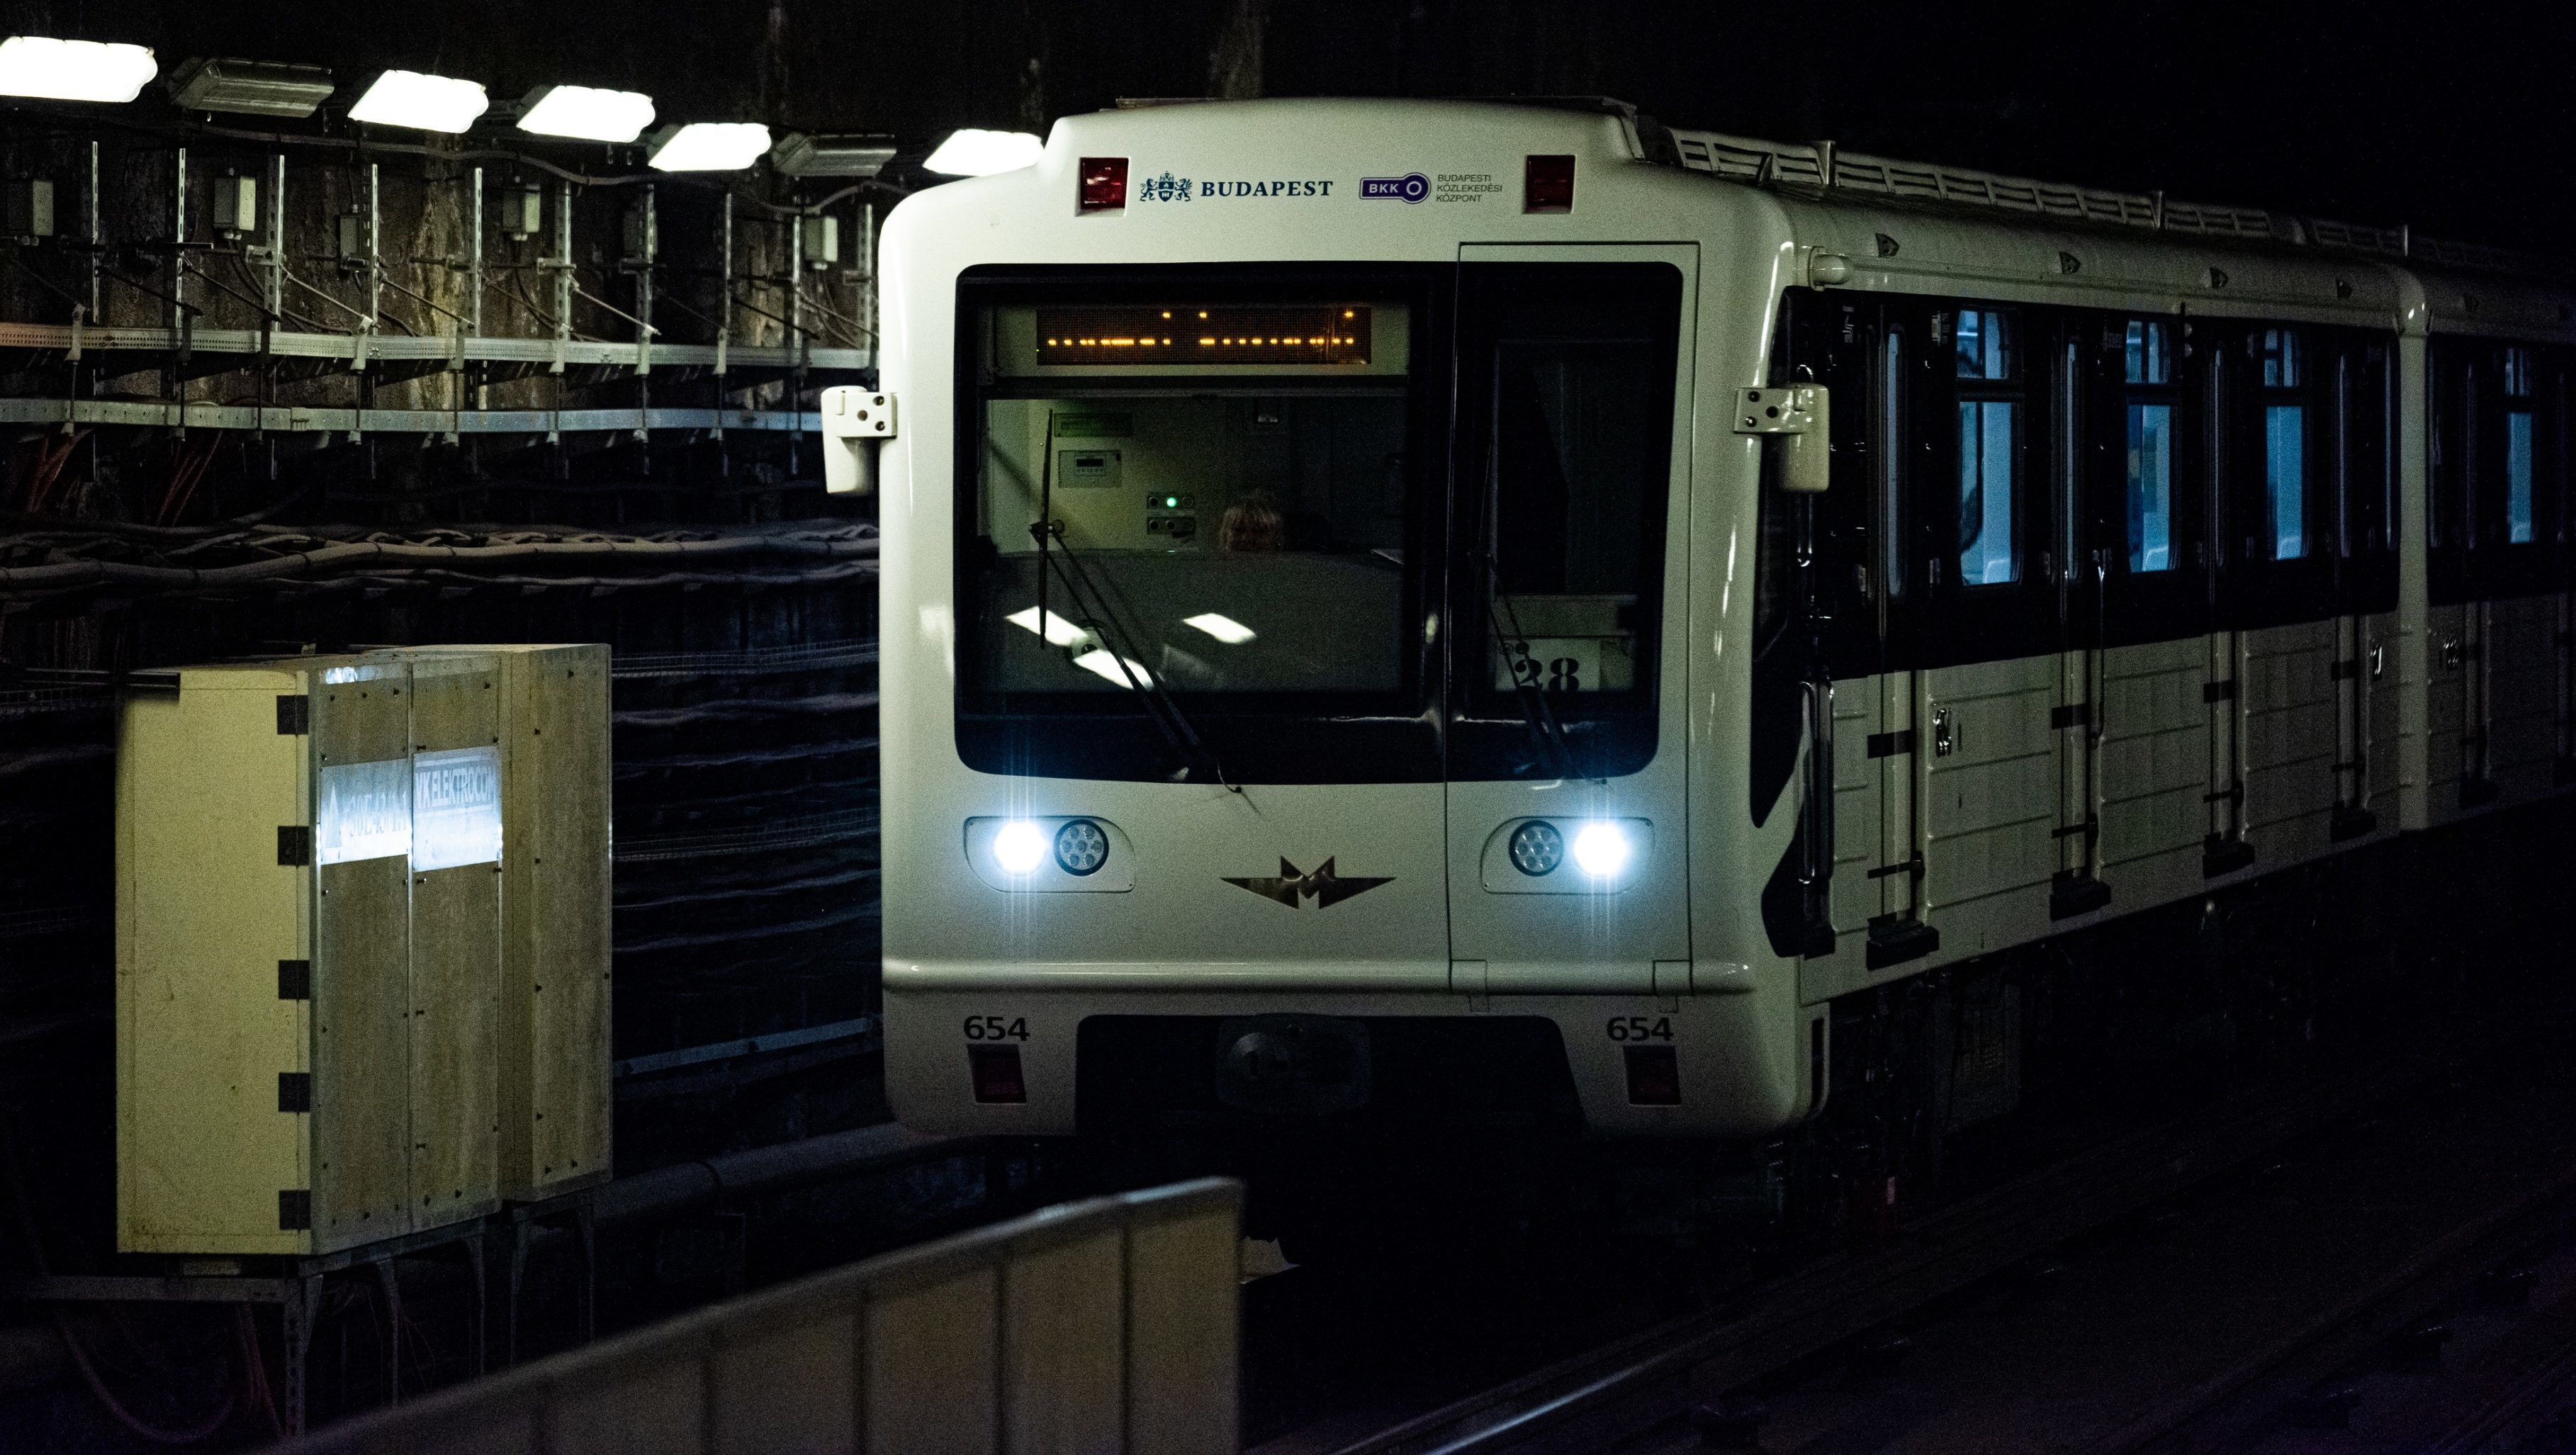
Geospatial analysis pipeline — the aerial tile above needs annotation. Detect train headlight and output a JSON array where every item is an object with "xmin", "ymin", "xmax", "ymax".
[
  {"xmin": 1572, "ymin": 821, "xmax": 1633, "ymax": 879},
  {"xmin": 992, "ymin": 820, "xmax": 1047, "ymax": 875},
  {"xmin": 1507, "ymin": 820, "xmax": 1565, "ymax": 877}
]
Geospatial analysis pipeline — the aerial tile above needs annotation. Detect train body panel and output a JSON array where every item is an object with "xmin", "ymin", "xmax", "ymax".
[{"xmin": 871, "ymin": 97, "xmax": 2576, "ymax": 1147}]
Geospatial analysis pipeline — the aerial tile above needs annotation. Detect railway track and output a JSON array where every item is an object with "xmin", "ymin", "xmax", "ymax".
[{"xmin": 1253, "ymin": 1001, "xmax": 2576, "ymax": 1455}]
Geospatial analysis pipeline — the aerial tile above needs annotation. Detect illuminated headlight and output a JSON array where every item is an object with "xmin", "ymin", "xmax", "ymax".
[
  {"xmin": 992, "ymin": 820, "xmax": 1047, "ymax": 875},
  {"xmin": 1572, "ymin": 821, "xmax": 1633, "ymax": 878}
]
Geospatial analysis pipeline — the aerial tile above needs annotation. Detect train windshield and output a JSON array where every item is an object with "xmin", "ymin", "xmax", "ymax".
[{"xmin": 955, "ymin": 266, "xmax": 1444, "ymax": 783}]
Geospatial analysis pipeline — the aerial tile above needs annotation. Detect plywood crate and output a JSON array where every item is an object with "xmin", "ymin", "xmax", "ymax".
[
  {"xmin": 407, "ymin": 644, "xmax": 612, "ymax": 1201},
  {"xmin": 117, "ymin": 653, "xmax": 505, "ymax": 1254}
]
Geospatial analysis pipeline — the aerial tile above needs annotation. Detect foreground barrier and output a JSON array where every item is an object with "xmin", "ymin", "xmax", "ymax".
[{"xmin": 278, "ymin": 1177, "xmax": 1242, "ymax": 1455}]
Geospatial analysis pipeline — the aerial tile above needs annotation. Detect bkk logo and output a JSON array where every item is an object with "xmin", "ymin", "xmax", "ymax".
[{"xmin": 1359, "ymin": 172, "xmax": 1431, "ymax": 203}]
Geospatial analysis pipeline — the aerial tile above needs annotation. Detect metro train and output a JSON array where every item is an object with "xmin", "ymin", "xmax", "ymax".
[{"xmin": 840, "ymin": 96, "xmax": 2576, "ymax": 1242}]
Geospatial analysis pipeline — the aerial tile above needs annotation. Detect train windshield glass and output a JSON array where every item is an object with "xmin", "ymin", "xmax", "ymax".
[{"xmin": 955, "ymin": 268, "xmax": 1441, "ymax": 782}]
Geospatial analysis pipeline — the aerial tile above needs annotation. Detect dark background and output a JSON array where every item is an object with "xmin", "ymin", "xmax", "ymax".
[{"xmin": 10, "ymin": 0, "xmax": 2567, "ymax": 252}]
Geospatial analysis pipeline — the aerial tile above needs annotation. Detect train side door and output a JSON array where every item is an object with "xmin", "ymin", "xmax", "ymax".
[
  {"xmin": 2050, "ymin": 315, "xmax": 2113, "ymax": 919},
  {"xmin": 1786, "ymin": 295, "xmax": 1934, "ymax": 973},
  {"xmin": 2088, "ymin": 315, "xmax": 2211, "ymax": 907},
  {"xmin": 2331, "ymin": 335, "xmax": 2398, "ymax": 842},
  {"xmin": 1443, "ymin": 245, "xmax": 1697, "ymax": 1010}
]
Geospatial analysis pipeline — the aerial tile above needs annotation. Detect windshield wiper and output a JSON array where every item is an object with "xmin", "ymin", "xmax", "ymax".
[
  {"xmin": 1024, "ymin": 409, "xmax": 1232, "ymax": 789},
  {"xmin": 1487, "ymin": 580, "xmax": 1587, "ymax": 783},
  {"xmin": 1030, "ymin": 527, "xmax": 1235, "ymax": 790}
]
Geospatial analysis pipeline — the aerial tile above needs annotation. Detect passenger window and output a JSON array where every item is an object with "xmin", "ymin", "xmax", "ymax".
[
  {"xmin": 2260, "ymin": 328, "xmax": 2307, "ymax": 560},
  {"xmin": 1955, "ymin": 308, "xmax": 2019, "ymax": 585},
  {"xmin": 2504, "ymin": 347, "xmax": 2536, "ymax": 546},
  {"xmin": 2124, "ymin": 320, "xmax": 2176, "ymax": 572}
]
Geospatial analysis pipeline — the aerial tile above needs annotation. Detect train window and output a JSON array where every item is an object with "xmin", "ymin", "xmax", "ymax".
[
  {"xmin": 2260, "ymin": 328, "xmax": 2307, "ymax": 560},
  {"xmin": 952, "ymin": 265, "xmax": 1446, "ymax": 784},
  {"xmin": 1453, "ymin": 262, "xmax": 1683, "ymax": 779},
  {"xmin": 1955, "ymin": 308, "xmax": 2020, "ymax": 585},
  {"xmin": 2125, "ymin": 320, "xmax": 2176, "ymax": 572},
  {"xmin": 2504, "ymin": 346, "xmax": 2536, "ymax": 545}
]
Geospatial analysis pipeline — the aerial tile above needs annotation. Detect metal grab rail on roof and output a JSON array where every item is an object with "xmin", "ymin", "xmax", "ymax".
[{"xmin": 1658, "ymin": 125, "xmax": 2565, "ymax": 281}]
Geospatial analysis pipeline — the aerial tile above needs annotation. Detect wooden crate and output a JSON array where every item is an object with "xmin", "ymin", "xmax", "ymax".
[{"xmin": 117, "ymin": 653, "xmax": 507, "ymax": 1254}]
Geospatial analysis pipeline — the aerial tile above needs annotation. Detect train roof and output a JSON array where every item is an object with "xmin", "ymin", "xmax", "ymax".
[{"xmin": 1072, "ymin": 96, "xmax": 2576, "ymax": 342}]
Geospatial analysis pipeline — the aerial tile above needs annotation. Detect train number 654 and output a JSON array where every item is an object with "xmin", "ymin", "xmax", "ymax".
[
  {"xmin": 1605, "ymin": 1016, "xmax": 1675, "ymax": 1042},
  {"xmin": 963, "ymin": 1015, "xmax": 1030, "ymax": 1041}
]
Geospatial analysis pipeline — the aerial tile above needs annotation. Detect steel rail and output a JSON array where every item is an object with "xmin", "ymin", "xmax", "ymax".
[
  {"xmin": 2083, "ymin": 1157, "xmax": 2576, "ymax": 1453},
  {"xmin": 1290, "ymin": 1040, "xmax": 2468, "ymax": 1455}
]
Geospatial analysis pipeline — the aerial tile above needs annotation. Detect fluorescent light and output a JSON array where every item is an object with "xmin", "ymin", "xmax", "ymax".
[
  {"xmin": 169, "ymin": 57, "xmax": 333, "ymax": 118},
  {"xmin": 0, "ymin": 36, "xmax": 157, "ymax": 103},
  {"xmin": 923, "ymin": 128, "xmax": 1042, "ymax": 176},
  {"xmin": 348, "ymin": 69, "xmax": 489, "ymax": 133},
  {"xmin": 518, "ymin": 84, "xmax": 655, "ymax": 143},
  {"xmin": 1006, "ymin": 606, "xmax": 1091, "ymax": 648},
  {"xmin": 646, "ymin": 122, "xmax": 771, "ymax": 172},
  {"xmin": 1072, "ymin": 649, "xmax": 1152, "ymax": 687},
  {"xmin": 1184, "ymin": 612, "xmax": 1256, "ymax": 645}
]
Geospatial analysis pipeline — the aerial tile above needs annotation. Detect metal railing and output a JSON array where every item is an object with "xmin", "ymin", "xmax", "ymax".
[{"xmin": 275, "ymin": 1177, "xmax": 1244, "ymax": 1455}]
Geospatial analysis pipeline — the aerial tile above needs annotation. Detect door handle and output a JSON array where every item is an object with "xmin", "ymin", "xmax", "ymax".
[
  {"xmin": 2441, "ymin": 636, "xmax": 2465, "ymax": 671},
  {"xmin": 2368, "ymin": 641, "xmax": 2386, "ymax": 681},
  {"xmin": 1931, "ymin": 707, "xmax": 1958, "ymax": 758}
]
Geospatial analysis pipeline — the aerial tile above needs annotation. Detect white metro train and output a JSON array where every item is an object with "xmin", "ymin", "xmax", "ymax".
[{"xmin": 843, "ymin": 98, "xmax": 2575, "ymax": 1209}]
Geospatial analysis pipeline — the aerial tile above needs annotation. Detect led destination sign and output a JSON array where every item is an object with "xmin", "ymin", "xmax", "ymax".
[{"xmin": 1035, "ymin": 305, "xmax": 1372, "ymax": 366}]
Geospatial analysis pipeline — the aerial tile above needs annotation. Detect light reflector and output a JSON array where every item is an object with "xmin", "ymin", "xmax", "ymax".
[
  {"xmin": 348, "ymin": 69, "xmax": 489, "ymax": 133},
  {"xmin": 646, "ymin": 121, "xmax": 771, "ymax": 172},
  {"xmin": 517, "ymin": 84, "xmax": 655, "ymax": 143},
  {"xmin": 0, "ymin": 36, "xmax": 157, "ymax": 103},
  {"xmin": 924, "ymin": 128, "xmax": 1042, "ymax": 176}
]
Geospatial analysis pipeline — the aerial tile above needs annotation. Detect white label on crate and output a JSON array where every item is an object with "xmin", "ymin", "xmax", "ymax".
[
  {"xmin": 317, "ymin": 758, "xmax": 411, "ymax": 865},
  {"xmin": 412, "ymin": 747, "xmax": 502, "ymax": 872}
]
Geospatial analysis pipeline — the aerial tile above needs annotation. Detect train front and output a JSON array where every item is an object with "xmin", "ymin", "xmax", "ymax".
[{"xmin": 872, "ymin": 99, "xmax": 1812, "ymax": 1182}]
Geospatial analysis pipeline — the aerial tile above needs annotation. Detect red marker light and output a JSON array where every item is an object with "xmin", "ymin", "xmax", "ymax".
[
  {"xmin": 1079, "ymin": 156, "xmax": 1128, "ymax": 214},
  {"xmin": 1624, "ymin": 1045, "xmax": 1681, "ymax": 1106},
  {"xmin": 969, "ymin": 1045, "xmax": 1028, "ymax": 1103},
  {"xmin": 1524, "ymin": 154, "xmax": 1575, "ymax": 213}
]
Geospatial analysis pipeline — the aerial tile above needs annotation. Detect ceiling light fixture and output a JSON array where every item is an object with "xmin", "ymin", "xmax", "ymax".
[
  {"xmin": 347, "ymin": 69, "xmax": 489, "ymax": 133},
  {"xmin": 923, "ymin": 128, "xmax": 1042, "ymax": 176},
  {"xmin": 168, "ymin": 57, "xmax": 333, "ymax": 118},
  {"xmin": 0, "ymin": 35, "xmax": 157, "ymax": 103},
  {"xmin": 517, "ymin": 84, "xmax": 655, "ymax": 143},
  {"xmin": 645, "ymin": 122, "xmax": 771, "ymax": 172}
]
